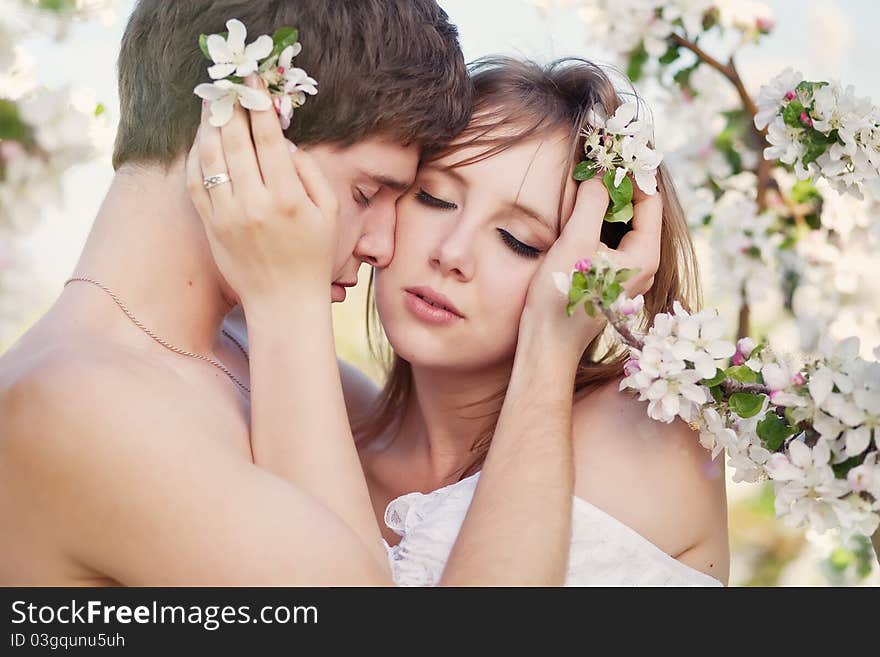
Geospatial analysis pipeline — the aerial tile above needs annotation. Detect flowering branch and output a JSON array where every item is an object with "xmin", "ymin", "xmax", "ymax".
[{"xmin": 558, "ymin": 256, "xmax": 880, "ymax": 539}]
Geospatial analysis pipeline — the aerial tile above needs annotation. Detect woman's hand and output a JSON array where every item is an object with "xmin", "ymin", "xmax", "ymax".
[
  {"xmin": 186, "ymin": 75, "xmax": 339, "ymax": 309},
  {"xmin": 522, "ymin": 176, "xmax": 663, "ymax": 357}
]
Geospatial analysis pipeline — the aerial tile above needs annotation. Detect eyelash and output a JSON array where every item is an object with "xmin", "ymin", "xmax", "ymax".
[
  {"xmin": 355, "ymin": 189, "xmax": 373, "ymax": 208},
  {"xmin": 415, "ymin": 188, "xmax": 541, "ymax": 259},
  {"xmin": 415, "ymin": 188, "xmax": 457, "ymax": 210},
  {"xmin": 497, "ymin": 229, "xmax": 541, "ymax": 259}
]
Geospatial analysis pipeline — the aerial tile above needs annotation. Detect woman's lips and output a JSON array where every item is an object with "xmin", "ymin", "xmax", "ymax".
[{"xmin": 403, "ymin": 289, "xmax": 464, "ymax": 326}]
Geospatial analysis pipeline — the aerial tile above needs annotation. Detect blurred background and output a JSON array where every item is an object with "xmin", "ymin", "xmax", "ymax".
[{"xmin": 1, "ymin": 0, "xmax": 878, "ymax": 585}]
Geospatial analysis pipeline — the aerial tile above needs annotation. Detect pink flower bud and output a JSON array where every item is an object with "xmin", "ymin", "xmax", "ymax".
[
  {"xmin": 792, "ymin": 372, "xmax": 806, "ymax": 386},
  {"xmin": 575, "ymin": 258, "xmax": 592, "ymax": 273},
  {"xmin": 769, "ymin": 390, "xmax": 782, "ymax": 403},
  {"xmin": 800, "ymin": 112, "xmax": 813, "ymax": 127},
  {"xmin": 756, "ymin": 16, "xmax": 774, "ymax": 32},
  {"xmin": 732, "ymin": 352, "xmax": 745, "ymax": 366},
  {"xmin": 277, "ymin": 66, "xmax": 286, "ymax": 75},
  {"xmin": 0, "ymin": 140, "xmax": 25, "ymax": 162},
  {"xmin": 784, "ymin": 90, "xmax": 796, "ymax": 102},
  {"xmin": 736, "ymin": 337, "xmax": 756, "ymax": 360},
  {"xmin": 624, "ymin": 358, "xmax": 641, "ymax": 376}
]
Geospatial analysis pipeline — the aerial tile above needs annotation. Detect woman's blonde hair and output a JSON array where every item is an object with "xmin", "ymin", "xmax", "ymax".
[{"xmin": 355, "ymin": 57, "xmax": 701, "ymax": 478}]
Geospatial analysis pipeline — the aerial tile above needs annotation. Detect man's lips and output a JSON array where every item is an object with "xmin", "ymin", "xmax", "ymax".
[{"xmin": 403, "ymin": 286, "xmax": 464, "ymax": 318}]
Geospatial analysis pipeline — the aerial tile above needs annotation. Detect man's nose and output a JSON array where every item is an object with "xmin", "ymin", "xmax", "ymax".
[{"xmin": 354, "ymin": 203, "xmax": 396, "ymax": 269}]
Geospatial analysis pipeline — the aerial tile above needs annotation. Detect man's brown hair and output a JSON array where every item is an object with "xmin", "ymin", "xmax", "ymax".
[{"xmin": 113, "ymin": 0, "xmax": 472, "ymax": 169}]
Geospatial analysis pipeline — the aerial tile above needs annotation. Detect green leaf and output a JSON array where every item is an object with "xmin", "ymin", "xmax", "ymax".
[
  {"xmin": 271, "ymin": 27, "xmax": 299, "ymax": 58},
  {"xmin": 673, "ymin": 64, "xmax": 699, "ymax": 94},
  {"xmin": 790, "ymin": 179, "xmax": 821, "ymax": 204},
  {"xmin": 583, "ymin": 301, "xmax": 597, "ymax": 318},
  {"xmin": 198, "ymin": 34, "xmax": 212, "ymax": 60},
  {"xmin": 604, "ymin": 169, "xmax": 634, "ymax": 211},
  {"xmin": 756, "ymin": 414, "xmax": 795, "ymax": 451},
  {"xmin": 601, "ymin": 281, "xmax": 623, "ymax": 308},
  {"xmin": 605, "ymin": 202, "xmax": 633, "ymax": 224},
  {"xmin": 782, "ymin": 100, "xmax": 805, "ymax": 128},
  {"xmin": 779, "ymin": 235, "xmax": 797, "ymax": 251},
  {"xmin": 0, "ymin": 99, "xmax": 31, "ymax": 142},
  {"xmin": 725, "ymin": 365, "xmax": 759, "ymax": 384},
  {"xmin": 729, "ymin": 392, "xmax": 766, "ymax": 419},
  {"xmin": 701, "ymin": 368, "xmax": 727, "ymax": 388},
  {"xmin": 94, "ymin": 103, "xmax": 105, "ymax": 117},
  {"xmin": 710, "ymin": 386, "xmax": 725, "ymax": 403},
  {"xmin": 573, "ymin": 161, "xmax": 597, "ymax": 181},
  {"xmin": 568, "ymin": 286, "xmax": 586, "ymax": 306},
  {"xmin": 831, "ymin": 454, "xmax": 865, "ymax": 479},
  {"xmin": 802, "ymin": 134, "xmax": 829, "ymax": 166},
  {"xmin": 627, "ymin": 44, "xmax": 649, "ymax": 82},
  {"xmin": 571, "ymin": 270, "xmax": 587, "ymax": 290},
  {"xmin": 805, "ymin": 213, "xmax": 822, "ymax": 230},
  {"xmin": 659, "ymin": 45, "xmax": 680, "ymax": 65},
  {"xmin": 615, "ymin": 268, "xmax": 638, "ymax": 284}
]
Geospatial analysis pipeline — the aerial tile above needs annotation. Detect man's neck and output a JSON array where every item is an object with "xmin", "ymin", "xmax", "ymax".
[{"xmin": 67, "ymin": 157, "xmax": 234, "ymax": 356}]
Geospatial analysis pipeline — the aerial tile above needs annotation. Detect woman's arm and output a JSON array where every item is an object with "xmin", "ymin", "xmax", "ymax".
[
  {"xmin": 187, "ymin": 79, "xmax": 387, "ymax": 573},
  {"xmin": 441, "ymin": 179, "xmax": 664, "ymax": 585}
]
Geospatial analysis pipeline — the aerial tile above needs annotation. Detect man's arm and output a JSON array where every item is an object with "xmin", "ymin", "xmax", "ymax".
[{"xmin": 2, "ymin": 365, "xmax": 387, "ymax": 586}]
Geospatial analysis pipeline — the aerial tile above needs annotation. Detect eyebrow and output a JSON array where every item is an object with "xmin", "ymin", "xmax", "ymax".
[
  {"xmin": 506, "ymin": 201, "xmax": 557, "ymax": 234},
  {"xmin": 362, "ymin": 171, "xmax": 411, "ymax": 192}
]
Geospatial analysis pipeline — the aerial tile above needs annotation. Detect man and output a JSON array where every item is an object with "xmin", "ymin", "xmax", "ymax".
[{"xmin": 0, "ymin": 0, "xmax": 470, "ymax": 585}]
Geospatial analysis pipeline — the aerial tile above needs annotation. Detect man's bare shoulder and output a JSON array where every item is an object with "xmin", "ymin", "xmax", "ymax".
[{"xmin": 0, "ymin": 340, "xmax": 247, "ymax": 467}]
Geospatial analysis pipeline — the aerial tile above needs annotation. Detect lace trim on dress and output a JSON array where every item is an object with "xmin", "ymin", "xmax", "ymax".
[{"xmin": 383, "ymin": 472, "xmax": 723, "ymax": 587}]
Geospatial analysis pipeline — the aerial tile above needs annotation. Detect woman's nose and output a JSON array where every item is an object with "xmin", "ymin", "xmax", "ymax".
[{"xmin": 429, "ymin": 223, "xmax": 475, "ymax": 281}]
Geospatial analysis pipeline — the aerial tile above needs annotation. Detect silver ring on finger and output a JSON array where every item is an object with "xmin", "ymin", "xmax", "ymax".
[{"xmin": 203, "ymin": 172, "xmax": 232, "ymax": 190}]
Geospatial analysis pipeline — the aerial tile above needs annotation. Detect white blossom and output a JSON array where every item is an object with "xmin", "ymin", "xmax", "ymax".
[
  {"xmin": 205, "ymin": 18, "xmax": 273, "ymax": 80},
  {"xmin": 194, "ymin": 79, "xmax": 273, "ymax": 127}
]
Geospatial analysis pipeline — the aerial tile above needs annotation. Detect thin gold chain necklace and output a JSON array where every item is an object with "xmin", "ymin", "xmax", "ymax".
[{"xmin": 64, "ymin": 276, "xmax": 251, "ymax": 395}]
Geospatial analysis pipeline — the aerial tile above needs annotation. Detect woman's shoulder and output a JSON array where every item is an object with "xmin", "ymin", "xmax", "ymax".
[
  {"xmin": 571, "ymin": 377, "xmax": 708, "ymax": 462},
  {"xmin": 570, "ymin": 377, "xmax": 728, "ymax": 578}
]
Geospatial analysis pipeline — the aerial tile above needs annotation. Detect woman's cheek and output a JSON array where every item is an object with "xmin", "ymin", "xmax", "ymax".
[{"xmin": 481, "ymin": 265, "xmax": 534, "ymax": 353}]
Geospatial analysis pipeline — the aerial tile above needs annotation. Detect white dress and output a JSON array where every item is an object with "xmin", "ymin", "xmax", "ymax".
[{"xmin": 383, "ymin": 472, "xmax": 723, "ymax": 587}]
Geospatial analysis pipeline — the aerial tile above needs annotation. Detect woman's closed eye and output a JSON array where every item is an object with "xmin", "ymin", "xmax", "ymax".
[
  {"xmin": 415, "ymin": 188, "xmax": 542, "ymax": 259},
  {"xmin": 497, "ymin": 228, "xmax": 541, "ymax": 259}
]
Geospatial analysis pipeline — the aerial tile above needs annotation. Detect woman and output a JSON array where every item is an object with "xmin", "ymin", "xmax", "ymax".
[
  {"xmin": 351, "ymin": 58, "xmax": 728, "ymax": 585},
  {"xmin": 191, "ymin": 58, "xmax": 727, "ymax": 585}
]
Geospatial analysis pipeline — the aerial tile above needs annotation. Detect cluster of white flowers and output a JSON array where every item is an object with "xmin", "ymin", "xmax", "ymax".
[
  {"xmin": 194, "ymin": 19, "xmax": 317, "ymax": 129},
  {"xmin": 582, "ymin": 101, "xmax": 663, "ymax": 193},
  {"xmin": 755, "ymin": 68, "xmax": 880, "ymax": 199},
  {"xmin": 560, "ymin": 256, "xmax": 880, "ymax": 537},
  {"xmin": 702, "ymin": 173, "xmax": 780, "ymax": 306},
  {"xmin": 0, "ymin": 86, "xmax": 109, "ymax": 232},
  {"xmin": 620, "ymin": 301, "xmax": 732, "ymax": 423},
  {"xmin": 529, "ymin": 0, "xmax": 772, "ymax": 57},
  {"xmin": 3, "ymin": 0, "xmax": 117, "ymax": 40}
]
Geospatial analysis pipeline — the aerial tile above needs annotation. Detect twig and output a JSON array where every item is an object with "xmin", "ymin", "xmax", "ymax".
[{"xmin": 669, "ymin": 32, "xmax": 773, "ymax": 338}]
